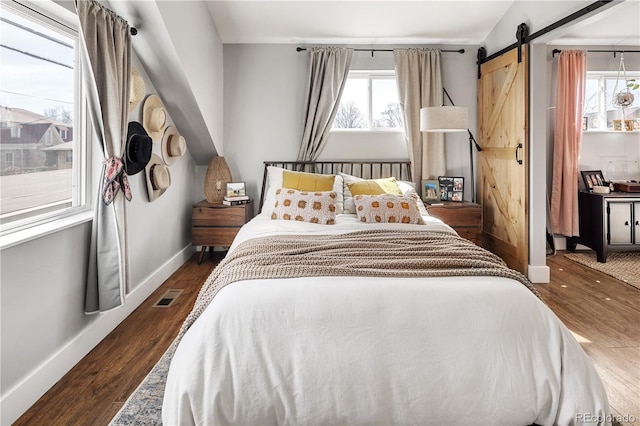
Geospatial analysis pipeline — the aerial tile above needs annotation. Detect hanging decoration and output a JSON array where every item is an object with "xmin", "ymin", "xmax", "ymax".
[{"xmin": 611, "ymin": 53, "xmax": 635, "ymax": 112}]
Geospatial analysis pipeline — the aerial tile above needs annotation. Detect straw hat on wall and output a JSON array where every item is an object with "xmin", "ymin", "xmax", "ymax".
[
  {"xmin": 129, "ymin": 67, "xmax": 145, "ymax": 112},
  {"xmin": 142, "ymin": 95, "xmax": 167, "ymax": 141},
  {"xmin": 161, "ymin": 125, "xmax": 186, "ymax": 165},
  {"xmin": 145, "ymin": 154, "xmax": 171, "ymax": 201}
]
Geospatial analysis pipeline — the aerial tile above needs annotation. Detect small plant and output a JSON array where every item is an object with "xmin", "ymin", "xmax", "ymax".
[{"xmin": 627, "ymin": 79, "xmax": 640, "ymax": 91}]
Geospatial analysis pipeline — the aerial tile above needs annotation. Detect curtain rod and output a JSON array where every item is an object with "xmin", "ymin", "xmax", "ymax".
[
  {"xmin": 552, "ymin": 48, "xmax": 640, "ymax": 57},
  {"xmin": 11, "ymin": 0, "xmax": 137, "ymax": 35},
  {"xmin": 296, "ymin": 47, "xmax": 465, "ymax": 55}
]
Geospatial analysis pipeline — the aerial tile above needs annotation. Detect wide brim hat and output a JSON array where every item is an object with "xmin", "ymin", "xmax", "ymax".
[
  {"xmin": 145, "ymin": 154, "xmax": 171, "ymax": 201},
  {"xmin": 142, "ymin": 94, "xmax": 167, "ymax": 141},
  {"xmin": 129, "ymin": 67, "xmax": 145, "ymax": 112},
  {"xmin": 123, "ymin": 121, "xmax": 152, "ymax": 176},
  {"xmin": 161, "ymin": 125, "xmax": 186, "ymax": 166}
]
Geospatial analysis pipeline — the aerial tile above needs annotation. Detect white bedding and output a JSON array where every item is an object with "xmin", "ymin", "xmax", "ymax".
[{"xmin": 163, "ymin": 215, "xmax": 610, "ymax": 426}]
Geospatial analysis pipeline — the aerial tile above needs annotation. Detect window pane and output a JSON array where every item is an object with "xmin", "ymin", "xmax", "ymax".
[
  {"xmin": 583, "ymin": 72, "xmax": 640, "ymax": 131},
  {"xmin": 333, "ymin": 77, "xmax": 368, "ymax": 128},
  {"xmin": 332, "ymin": 72, "xmax": 403, "ymax": 131},
  {"xmin": 0, "ymin": 6, "xmax": 78, "ymax": 225},
  {"xmin": 371, "ymin": 77, "xmax": 402, "ymax": 128},
  {"xmin": 606, "ymin": 76, "xmax": 640, "ymax": 127}
]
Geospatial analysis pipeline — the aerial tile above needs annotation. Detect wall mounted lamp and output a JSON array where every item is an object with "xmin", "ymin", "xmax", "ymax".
[{"xmin": 420, "ymin": 88, "xmax": 482, "ymax": 203}]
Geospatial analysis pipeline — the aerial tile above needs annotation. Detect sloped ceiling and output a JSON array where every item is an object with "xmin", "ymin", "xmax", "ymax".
[
  {"xmin": 106, "ymin": 0, "xmax": 639, "ymax": 165},
  {"xmin": 108, "ymin": 0, "xmax": 223, "ymax": 164}
]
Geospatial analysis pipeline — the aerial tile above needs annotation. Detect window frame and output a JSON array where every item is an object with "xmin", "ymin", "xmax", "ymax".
[
  {"xmin": 583, "ymin": 70, "xmax": 640, "ymax": 132},
  {"xmin": 0, "ymin": 0, "xmax": 91, "ymax": 242},
  {"xmin": 331, "ymin": 70, "xmax": 404, "ymax": 133}
]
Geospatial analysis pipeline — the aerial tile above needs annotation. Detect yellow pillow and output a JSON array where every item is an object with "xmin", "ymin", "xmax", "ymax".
[
  {"xmin": 347, "ymin": 177, "xmax": 402, "ymax": 196},
  {"xmin": 282, "ymin": 170, "xmax": 335, "ymax": 191}
]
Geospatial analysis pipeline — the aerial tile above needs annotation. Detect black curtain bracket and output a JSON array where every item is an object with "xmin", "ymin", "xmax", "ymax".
[{"xmin": 476, "ymin": 47, "xmax": 487, "ymax": 79}]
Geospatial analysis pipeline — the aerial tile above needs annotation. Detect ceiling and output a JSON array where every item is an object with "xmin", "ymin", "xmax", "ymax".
[{"xmin": 205, "ymin": 0, "xmax": 640, "ymax": 47}]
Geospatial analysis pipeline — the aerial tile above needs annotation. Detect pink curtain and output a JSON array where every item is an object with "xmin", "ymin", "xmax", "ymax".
[{"xmin": 550, "ymin": 50, "xmax": 586, "ymax": 237}]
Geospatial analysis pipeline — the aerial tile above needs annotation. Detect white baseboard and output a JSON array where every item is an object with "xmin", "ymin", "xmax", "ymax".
[
  {"xmin": 528, "ymin": 264, "xmax": 551, "ymax": 283},
  {"xmin": 0, "ymin": 245, "xmax": 196, "ymax": 425}
]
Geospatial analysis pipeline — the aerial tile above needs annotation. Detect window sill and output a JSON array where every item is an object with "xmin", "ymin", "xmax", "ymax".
[
  {"xmin": 583, "ymin": 129, "xmax": 640, "ymax": 134},
  {"xmin": 0, "ymin": 209, "xmax": 93, "ymax": 251},
  {"xmin": 330, "ymin": 129, "xmax": 405, "ymax": 134}
]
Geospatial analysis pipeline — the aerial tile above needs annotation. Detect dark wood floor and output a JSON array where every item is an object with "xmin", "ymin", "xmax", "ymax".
[{"xmin": 15, "ymin": 250, "xmax": 640, "ymax": 426}]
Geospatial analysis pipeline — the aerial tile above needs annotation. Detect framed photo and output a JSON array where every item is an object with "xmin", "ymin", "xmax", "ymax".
[
  {"xmin": 438, "ymin": 176, "xmax": 464, "ymax": 202},
  {"xmin": 225, "ymin": 181, "xmax": 246, "ymax": 197},
  {"xmin": 421, "ymin": 179, "xmax": 441, "ymax": 202},
  {"xmin": 613, "ymin": 119, "xmax": 623, "ymax": 131},
  {"xmin": 582, "ymin": 116, "xmax": 588, "ymax": 131},
  {"xmin": 580, "ymin": 170, "xmax": 605, "ymax": 191},
  {"xmin": 624, "ymin": 119, "xmax": 634, "ymax": 131}
]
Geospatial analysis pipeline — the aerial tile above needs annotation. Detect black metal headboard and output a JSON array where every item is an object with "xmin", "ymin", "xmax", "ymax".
[{"xmin": 259, "ymin": 160, "xmax": 412, "ymax": 213}]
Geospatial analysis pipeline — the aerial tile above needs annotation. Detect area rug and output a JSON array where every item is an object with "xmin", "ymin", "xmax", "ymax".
[
  {"xmin": 109, "ymin": 344, "xmax": 175, "ymax": 425},
  {"xmin": 564, "ymin": 251, "xmax": 640, "ymax": 290}
]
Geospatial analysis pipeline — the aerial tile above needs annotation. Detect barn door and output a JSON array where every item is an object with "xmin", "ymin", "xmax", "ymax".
[{"xmin": 477, "ymin": 46, "xmax": 528, "ymax": 274}]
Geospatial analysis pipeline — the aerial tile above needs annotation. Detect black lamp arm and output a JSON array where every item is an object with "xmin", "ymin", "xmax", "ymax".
[{"xmin": 468, "ymin": 130, "xmax": 482, "ymax": 152}]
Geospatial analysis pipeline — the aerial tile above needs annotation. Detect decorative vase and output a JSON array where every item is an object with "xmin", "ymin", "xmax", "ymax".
[{"xmin": 204, "ymin": 156, "xmax": 232, "ymax": 203}]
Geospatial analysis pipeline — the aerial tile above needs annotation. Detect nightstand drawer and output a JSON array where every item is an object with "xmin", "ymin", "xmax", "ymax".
[
  {"xmin": 192, "ymin": 205, "xmax": 249, "ymax": 227},
  {"xmin": 192, "ymin": 227, "xmax": 239, "ymax": 247},
  {"xmin": 426, "ymin": 201, "xmax": 482, "ymax": 246},
  {"xmin": 427, "ymin": 203, "xmax": 480, "ymax": 227},
  {"xmin": 456, "ymin": 228, "xmax": 482, "ymax": 246}
]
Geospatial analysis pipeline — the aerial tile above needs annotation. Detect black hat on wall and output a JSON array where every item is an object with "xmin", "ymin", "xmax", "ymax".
[{"xmin": 124, "ymin": 121, "xmax": 152, "ymax": 175}]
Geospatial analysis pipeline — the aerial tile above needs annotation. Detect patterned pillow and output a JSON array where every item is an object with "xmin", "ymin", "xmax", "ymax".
[
  {"xmin": 341, "ymin": 173, "xmax": 403, "ymax": 213},
  {"xmin": 353, "ymin": 194, "xmax": 424, "ymax": 224},
  {"xmin": 262, "ymin": 167, "xmax": 344, "ymax": 216},
  {"xmin": 271, "ymin": 188, "xmax": 337, "ymax": 224}
]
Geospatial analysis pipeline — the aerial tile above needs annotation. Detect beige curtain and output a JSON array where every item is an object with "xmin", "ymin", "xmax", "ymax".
[
  {"xmin": 550, "ymin": 50, "xmax": 587, "ymax": 237},
  {"xmin": 298, "ymin": 47, "xmax": 353, "ymax": 161},
  {"xmin": 76, "ymin": 0, "xmax": 131, "ymax": 313},
  {"xmin": 393, "ymin": 48, "xmax": 445, "ymax": 189}
]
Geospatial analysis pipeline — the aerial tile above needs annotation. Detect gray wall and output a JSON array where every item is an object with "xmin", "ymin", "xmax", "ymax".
[{"xmin": 223, "ymin": 43, "xmax": 479, "ymax": 206}]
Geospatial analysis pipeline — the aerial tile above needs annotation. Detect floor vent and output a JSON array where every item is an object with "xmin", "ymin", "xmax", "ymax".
[{"xmin": 153, "ymin": 288, "xmax": 183, "ymax": 308}]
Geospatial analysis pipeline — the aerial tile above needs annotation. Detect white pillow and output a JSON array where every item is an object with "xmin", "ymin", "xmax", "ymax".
[
  {"xmin": 262, "ymin": 166, "xmax": 343, "ymax": 215},
  {"xmin": 340, "ymin": 172, "xmax": 428, "ymax": 216}
]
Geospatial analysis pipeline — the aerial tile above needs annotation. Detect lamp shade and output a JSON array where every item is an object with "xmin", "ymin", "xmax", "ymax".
[{"xmin": 420, "ymin": 106, "xmax": 468, "ymax": 132}]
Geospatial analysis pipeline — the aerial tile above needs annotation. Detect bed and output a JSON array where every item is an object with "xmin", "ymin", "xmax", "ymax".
[{"xmin": 163, "ymin": 160, "xmax": 611, "ymax": 426}]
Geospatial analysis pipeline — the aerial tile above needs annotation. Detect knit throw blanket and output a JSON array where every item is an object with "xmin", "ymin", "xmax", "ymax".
[{"xmin": 176, "ymin": 229, "xmax": 540, "ymax": 344}]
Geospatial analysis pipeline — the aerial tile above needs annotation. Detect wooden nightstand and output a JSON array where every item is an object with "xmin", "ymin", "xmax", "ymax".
[
  {"xmin": 192, "ymin": 200, "xmax": 253, "ymax": 263},
  {"xmin": 426, "ymin": 201, "xmax": 482, "ymax": 246}
]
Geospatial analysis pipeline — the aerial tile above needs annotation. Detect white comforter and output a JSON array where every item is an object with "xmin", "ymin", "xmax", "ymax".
[{"xmin": 163, "ymin": 215, "xmax": 610, "ymax": 426}]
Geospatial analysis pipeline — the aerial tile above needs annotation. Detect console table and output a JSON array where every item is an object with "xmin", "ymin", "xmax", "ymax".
[{"xmin": 567, "ymin": 190, "xmax": 640, "ymax": 262}]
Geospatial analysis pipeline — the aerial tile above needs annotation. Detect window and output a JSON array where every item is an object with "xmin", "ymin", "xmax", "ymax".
[
  {"xmin": 0, "ymin": 1, "xmax": 87, "ymax": 233},
  {"xmin": 332, "ymin": 71, "xmax": 403, "ymax": 130},
  {"xmin": 583, "ymin": 71, "xmax": 640, "ymax": 131}
]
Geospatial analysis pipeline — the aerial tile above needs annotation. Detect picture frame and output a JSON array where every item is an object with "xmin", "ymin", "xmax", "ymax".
[
  {"xmin": 613, "ymin": 119, "xmax": 623, "ymax": 131},
  {"xmin": 421, "ymin": 179, "xmax": 441, "ymax": 203},
  {"xmin": 624, "ymin": 119, "xmax": 634, "ymax": 132},
  {"xmin": 582, "ymin": 116, "xmax": 588, "ymax": 131},
  {"xmin": 580, "ymin": 170, "xmax": 605, "ymax": 191},
  {"xmin": 438, "ymin": 176, "xmax": 464, "ymax": 202},
  {"xmin": 225, "ymin": 181, "xmax": 246, "ymax": 197}
]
